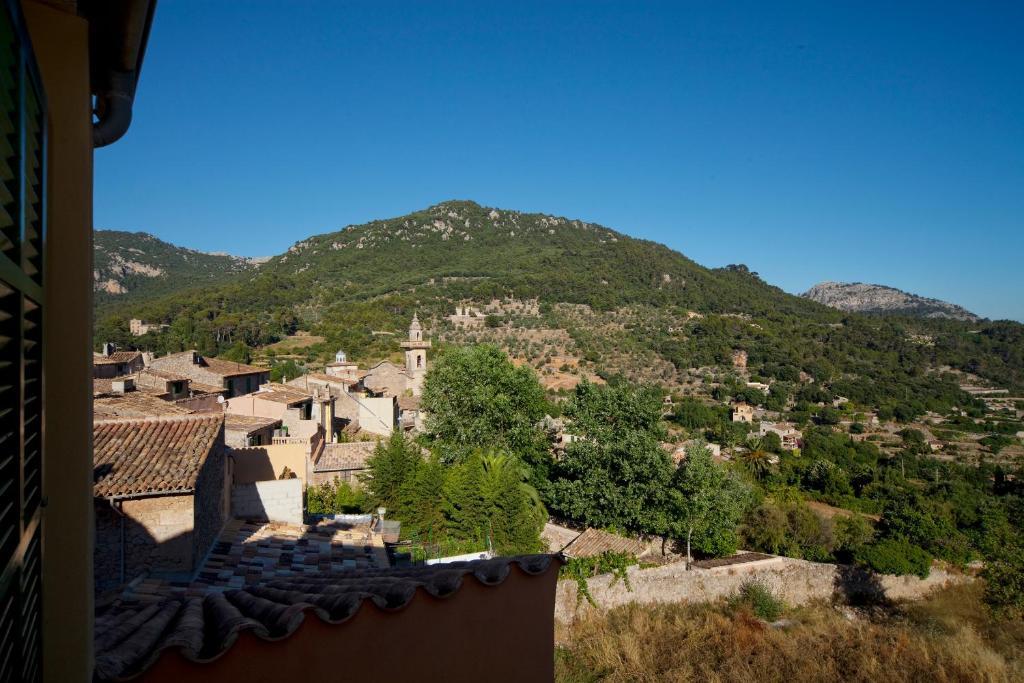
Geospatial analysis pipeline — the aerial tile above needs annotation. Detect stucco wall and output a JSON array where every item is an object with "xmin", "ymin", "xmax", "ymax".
[
  {"xmin": 357, "ymin": 396, "xmax": 396, "ymax": 436},
  {"xmin": 554, "ymin": 556, "xmax": 970, "ymax": 623},
  {"xmin": 232, "ymin": 444, "xmax": 310, "ymax": 486},
  {"xmin": 231, "ymin": 479, "xmax": 303, "ymax": 525}
]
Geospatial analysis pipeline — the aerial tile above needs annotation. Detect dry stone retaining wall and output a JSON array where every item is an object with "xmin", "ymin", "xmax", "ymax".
[{"xmin": 555, "ymin": 555, "xmax": 968, "ymax": 623}]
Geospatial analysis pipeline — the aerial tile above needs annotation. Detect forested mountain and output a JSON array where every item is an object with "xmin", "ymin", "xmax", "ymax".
[
  {"xmin": 94, "ymin": 230, "xmax": 258, "ymax": 307},
  {"xmin": 93, "ymin": 201, "xmax": 1024, "ymax": 402},
  {"xmin": 803, "ymin": 281, "xmax": 980, "ymax": 322}
]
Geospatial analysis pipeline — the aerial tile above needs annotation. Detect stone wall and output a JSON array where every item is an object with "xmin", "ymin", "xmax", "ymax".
[
  {"xmin": 554, "ymin": 556, "xmax": 969, "ymax": 623},
  {"xmin": 94, "ymin": 494, "xmax": 196, "ymax": 592},
  {"xmin": 231, "ymin": 478, "xmax": 303, "ymax": 525},
  {"xmin": 192, "ymin": 442, "xmax": 229, "ymax": 571}
]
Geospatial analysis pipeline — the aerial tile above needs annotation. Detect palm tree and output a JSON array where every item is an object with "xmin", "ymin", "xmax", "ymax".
[{"xmin": 740, "ymin": 445, "xmax": 775, "ymax": 481}]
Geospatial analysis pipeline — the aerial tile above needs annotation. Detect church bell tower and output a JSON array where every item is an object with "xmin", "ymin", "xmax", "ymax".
[{"xmin": 400, "ymin": 313, "xmax": 431, "ymax": 395}]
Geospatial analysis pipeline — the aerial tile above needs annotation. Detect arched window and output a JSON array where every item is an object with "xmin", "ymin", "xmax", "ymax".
[{"xmin": 417, "ymin": 355, "xmax": 423, "ymax": 368}]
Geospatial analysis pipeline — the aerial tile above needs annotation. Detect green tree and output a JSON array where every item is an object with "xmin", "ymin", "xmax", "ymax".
[
  {"xmin": 668, "ymin": 442, "xmax": 751, "ymax": 564},
  {"xmin": 362, "ymin": 432, "xmax": 422, "ymax": 510},
  {"xmin": 421, "ymin": 345, "xmax": 549, "ymax": 472},
  {"xmin": 548, "ymin": 381, "xmax": 672, "ymax": 534},
  {"xmin": 220, "ymin": 341, "xmax": 252, "ymax": 364}
]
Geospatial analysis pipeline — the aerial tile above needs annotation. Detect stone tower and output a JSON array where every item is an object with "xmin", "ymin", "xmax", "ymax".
[{"xmin": 400, "ymin": 313, "xmax": 431, "ymax": 396}]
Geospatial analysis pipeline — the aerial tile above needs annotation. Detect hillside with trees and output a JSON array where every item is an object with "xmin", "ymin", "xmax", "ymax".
[{"xmin": 93, "ymin": 201, "xmax": 1024, "ymax": 406}]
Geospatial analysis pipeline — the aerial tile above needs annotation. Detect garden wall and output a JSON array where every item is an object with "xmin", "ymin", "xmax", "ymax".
[{"xmin": 554, "ymin": 555, "xmax": 968, "ymax": 623}]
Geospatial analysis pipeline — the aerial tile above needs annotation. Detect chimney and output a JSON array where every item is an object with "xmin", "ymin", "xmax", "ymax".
[
  {"xmin": 111, "ymin": 378, "xmax": 135, "ymax": 394},
  {"xmin": 102, "ymin": 342, "xmax": 115, "ymax": 357}
]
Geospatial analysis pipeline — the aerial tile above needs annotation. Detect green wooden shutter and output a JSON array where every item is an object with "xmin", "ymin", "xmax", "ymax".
[{"xmin": 0, "ymin": 1, "xmax": 45, "ymax": 680}]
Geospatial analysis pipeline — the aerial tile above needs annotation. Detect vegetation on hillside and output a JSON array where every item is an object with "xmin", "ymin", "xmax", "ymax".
[
  {"xmin": 94, "ymin": 202, "xmax": 1024, "ymax": 412},
  {"xmin": 555, "ymin": 583, "xmax": 1024, "ymax": 682}
]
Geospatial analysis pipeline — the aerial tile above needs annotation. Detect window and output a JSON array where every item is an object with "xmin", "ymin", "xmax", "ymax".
[{"xmin": 0, "ymin": 3, "xmax": 46, "ymax": 679}]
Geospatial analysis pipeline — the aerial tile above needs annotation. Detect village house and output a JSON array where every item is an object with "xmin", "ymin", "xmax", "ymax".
[
  {"xmin": 398, "ymin": 394, "xmax": 424, "ymax": 432},
  {"xmin": 92, "ymin": 347, "xmax": 145, "ymax": 378},
  {"xmin": 669, "ymin": 440, "xmax": 723, "ymax": 465},
  {"xmin": 731, "ymin": 401, "xmax": 755, "ymax": 423},
  {"xmin": 92, "ymin": 414, "xmax": 229, "ymax": 594},
  {"xmin": 131, "ymin": 367, "xmax": 192, "ymax": 400},
  {"xmin": 760, "ymin": 421, "xmax": 803, "ymax": 450},
  {"xmin": 224, "ymin": 413, "xmax": 282, "ymax": 448},
  {"xmin": 224, "ymin": 383, "xmax": 335, "ymax": 441},
  {"xmin": 310, "ymin": 440, "xmax": 380, "ymax": 486},
  {"xmin": 129, "ymin": 317, "xmax": 169, "ymax": 336},
  {"xmin": 148, "ymin": 350, "xmax": 270, "ymax": 397},
  {"xmin": 93, "ymin": 380, "xmax": 196, "ymax": 420}
]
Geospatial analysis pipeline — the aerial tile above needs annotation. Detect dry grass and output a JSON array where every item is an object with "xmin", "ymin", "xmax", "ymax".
[{"xmin": 555, "ymin": 583, "xmax": 1023, "ymax": 683}]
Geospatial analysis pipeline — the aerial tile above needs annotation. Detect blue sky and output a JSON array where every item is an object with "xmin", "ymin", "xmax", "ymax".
[{"xmin": 95, "ymin": 1, "xmax": 1024, "ymax": 321}]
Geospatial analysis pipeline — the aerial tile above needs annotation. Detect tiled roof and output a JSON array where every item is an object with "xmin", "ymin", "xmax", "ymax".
[
  {"xmin": 224, "ymin": 413, "xmax": 282, "ymax": 435},
  {"xmin": 397, "ymin": 395, "xmax": 421, "ymax": 411},
  {"xmin": 295, "ymin": 372, "xmax": 359, "ymax": 386},
  {"xmin": 93, "ymin": 392, "xmax": 195, "ymax": 419},
  {"xmin": 137, "ymin": 367, "xmax": 188, "ymax": 382},
  {"xmin": 188, "ymin": 380, "xmax": 226, "ymax": 395},
  {"xmin": 93, "ymin": 414, "xmax": 224, "ymax": 498},
  {"xmin": 314, "ymin": 441, "xmax": 378, "ymax": 472},
  {"xmin": 93, "ymin": 378, "xmax": 164, "ymax": 398},
  {"xmin": 94, "ymin": 351, "xmax": 143, "ymax": 365},
  {"xmin": 561, "ymin": 527, "xmax": 647, "ymax": 559},
  {"xmin": 93, "ymin": 554, "xmax": 558, "ymax": 681},
  {"xmin": 201, "ymin": 356, "xmax": 268, "ymax": 378},
  {"xmin": 248, "ymin": 385, "xmax": 313, "ymax": 405}
]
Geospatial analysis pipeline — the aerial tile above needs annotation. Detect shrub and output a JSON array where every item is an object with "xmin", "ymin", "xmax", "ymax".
[
  {"xmin": 729, "ymin": 579, "xmax": 785, "ymax": 621},
  {"xmin": 855, "ymin": 537, "xmax": 932, "ymax": 579}
]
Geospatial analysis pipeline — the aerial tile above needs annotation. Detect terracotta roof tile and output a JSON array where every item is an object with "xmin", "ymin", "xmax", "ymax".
[
  {"xmin": 314, "ymin": 441, "xmax": 379, "ymax": 473},
  {"xmin": 200, "ymin": 356, "xmax": 267, "ymax": 377},
  {"xmin": 224, "ymin": 414, "xmax": 282, "ymax": 435},
  {"xmin": 93, "ymin": 414, "xmax": 224, "ymax": 498},
  {"xmin": 93, "ymin": 392, "xmax": 195, "ymax": 419},
  {"xmin": 561, "ymin": 528, "xmax": 647, "ymax": 559},
  {"xmin": 94, "ymin": 351, "xmax": 143, "ymax": 365},
  {"xmin": 245, "ymin": 385, "xmax": 314, "ymax": 405},
  {"xmin": 93, "ymin": 554, "xmax": 559, "ymax": 681}
]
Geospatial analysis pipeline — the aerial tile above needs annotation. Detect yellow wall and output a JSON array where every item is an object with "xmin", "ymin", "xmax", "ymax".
[
  {"xmin": 232, "ymin": 444, "xmax": 310, "ymax": 486},
  {"xmin": 22, "ymin": 2, "xmax": 95, "ymax": 680}
]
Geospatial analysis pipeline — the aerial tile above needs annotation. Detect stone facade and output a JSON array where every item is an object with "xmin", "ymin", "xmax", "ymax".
[
  {"xmin": 149, "ymin": 351, "xmax": 269, "ymax": 398},
  {"xmin": 361, "ymin": 360, "xmax": 413, "ymax": 396},
  {"xmin": 231, "ymin": 479, "xmax": 303, "ymax": 526},
  {"xmin": 93, "ymin": 433, "xmax": 229, "ymax": 594},
  {"xmin": 94, "ymin": 494, "xmax": 196, "ymax": 593}
]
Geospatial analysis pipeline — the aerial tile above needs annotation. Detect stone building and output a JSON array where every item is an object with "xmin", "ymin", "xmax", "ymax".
[
  {"xmin": 731, "ymin": 402, "xmax": 755, "ymax": 423},
  {"xmin": 310, "ymin": 441, "xmax": 379, "ymax": 486},
  {"xmin": 224, "ymin": 414, "xmax": 282, "ymax": 448},
  {"xmin": 92, "ymin": 349, "xmax": 145, "ymax": 378},
  {"xmin": 92, "ymin": 414, "xmax": 229, "ymax": 594},
  {"xmin": 224, "ymin": 383, "xmax": 335, "ymax": 441},
  {"xmin": 129, "ymin": 318, "xmax": 169, "ymax": 336},
  {"xmin": 759, "ymin": 421, "xmax": 803, "ymax": 450},
  {"xmin": 362, "ymin": 314, "xmax": 432, "ymax": 398},
  {"xmin": 148, "ymin": 350, "xmax": 269, "ymax": 397},
  {"xmin": 324, "ymin": 349, "xmax": 362, "ymax": 380}
]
